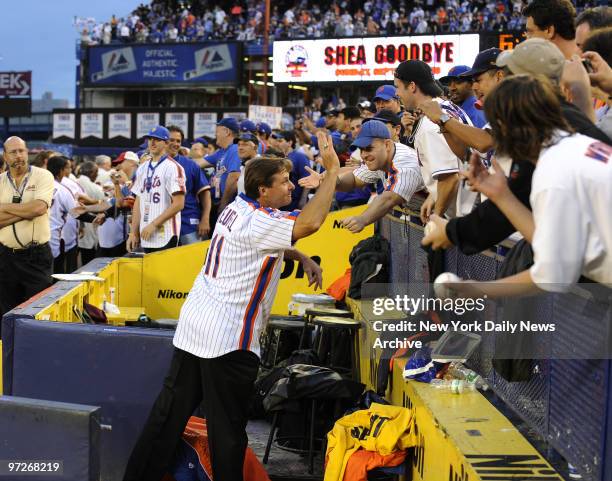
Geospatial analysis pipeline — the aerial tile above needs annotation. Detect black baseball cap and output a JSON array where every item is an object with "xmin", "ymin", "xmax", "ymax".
[
  {"xmin": 460, "ymin": 48, "xmax": 502, "ymax": 78},
  {"xmin": 271, "ymin": 130, "xmax": 296, "ymax": 145},
  {"xmin": 363, "ymin": 109, "xmax": 401, "ymax": 127},
  {"xmin": 394, "ymin": 60, "xmax": 443, "ymax": 97}
]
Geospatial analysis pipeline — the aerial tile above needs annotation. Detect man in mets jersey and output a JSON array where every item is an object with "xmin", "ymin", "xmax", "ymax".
[
  {"xmin": 127, "ymin": 126, "xmax": 186, "ymax": 253},
  {"xmin": 123, "ymin": 131, "xmax": 341, "ymax": 481}
]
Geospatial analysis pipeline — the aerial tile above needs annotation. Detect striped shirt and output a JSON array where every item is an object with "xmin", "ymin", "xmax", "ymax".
[
  {"xmin": 50, "ymin": 180, "xmax": 77, "ymax": 258},
  {"xmin": 412, "ymin": 98, "xmax": 472, "ymax": 197},
  {"xmin": 353, "ymin": 142, "xmax": 424, "ymax": 203},
  {"xmin": 173, "ymin": 193, "xmax": 299, "ymax": 358},
  {"xmin": 60, "ymin": 176, "xmax": 84, "ymax": 251},
  {"xmin": 131, "ymin": 156, "xmax": 186, "ymax": 248}
]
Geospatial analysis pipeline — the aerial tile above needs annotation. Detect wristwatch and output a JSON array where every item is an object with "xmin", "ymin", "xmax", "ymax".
[{"xmin": 438, "ymin": 112, "xmax": 451, "ymax": 126}]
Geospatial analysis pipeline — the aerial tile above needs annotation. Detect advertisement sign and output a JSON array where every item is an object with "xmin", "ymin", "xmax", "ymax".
[
  {"xmin": 80, "ymin": 113, "xmax": 103, "ymax": 139},
  {"xmin": 108, "ymin": 113, "xmax": 132, "ymax": 139},
  {"xmin": 193, "ymin": 112, "xmax": 218, "ymax": 138},
  {"xmin": 165, "ymin": 112, "xmax": 189, "ymax": 134},
  {"xmin": 53, "ymin": 113, "xmax": 75, "ymax": 138},
  {"xmin": 0, "ymin": 71, "xmax": 31, "ymax": 96},
  {"xmin": 273, "ymin": 34, "xmax": 480, "ymax": 82},
  {"xmin": 248, "ymin": 105, "xmax": 283, "ymax": 129},
  {"xmin": 136, "ymin": 112, "xmax": 160, "ymax": 138},
  {"xmin": 87, "ymin": 42, "xmax": 240, "ymax": 86}
]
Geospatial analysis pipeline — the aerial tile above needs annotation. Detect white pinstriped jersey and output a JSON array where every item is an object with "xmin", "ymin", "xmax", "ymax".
[
  {"xmin": 60, "ymin": 176, "xmax": 84, "ymax": 250},
  {"xmin": 413, "ymin": 98, "xmax": 472, "ymax": 196},
  {"xmin": 50, "ymin": 180, "xmax": 77, "ymax": 258},
  {"xmin": 173, "ymin": 193, "xmax": 299, "ymax": 359},
  {"xmin": 353, "ymin": 142, "xmax": 424, "ymax": 203},
  {"xmin": 131, "ymin": 156, "xmax": 186, "ymax": 248}
]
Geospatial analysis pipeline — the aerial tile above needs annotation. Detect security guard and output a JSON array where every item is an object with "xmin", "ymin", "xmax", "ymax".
[{"xmin": 0, "ymin": 137, "xmax": 54, "ymax": 319}]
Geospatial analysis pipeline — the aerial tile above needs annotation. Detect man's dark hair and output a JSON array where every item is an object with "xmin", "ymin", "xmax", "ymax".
[
  {"xmin": 167, "ymin": 125, "xmax": 185, "ymax": 141},
  {"xmin": 31, "ymin": 150, "xmax": 55, "ymax": 168},
  {"xmin": 485, "ymin": 75, "xmax": 571, "ymax": 164},
  {"xmin": 279, "ymin": 130, "xmax": 297, "ymax": 149},
  {"xmin": 341, "ymin": 106, "xmax": 362, "ymax": 121},
  {"xmin": 523, "ymin": 0, "xmax": 576, "ymax": 40},
  {"xmin": 244, "ymin": 156, "xmax": 294, "ymax": 200},
  {"xmin": 79, "ymin": 161, "xmax": 98, "ymax": 180},
  {"xmin": 582, "ymin": 27, "xmax": 612, "ymax": 66},
  {"xmin": 264, "ymin": 147, "xmax": 284, "ymax": 157},
  {"xmin": 576, "ymin": 6, "xmax": 612, "ymax": 30},
  {"xmin": 47, "ymin": 155, "xmax": 70, "ymax": 178}
]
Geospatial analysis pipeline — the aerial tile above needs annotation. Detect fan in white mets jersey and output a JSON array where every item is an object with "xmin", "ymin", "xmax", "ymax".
[{"xmin": 127, "ymin": 126, "xmax": 186, "ymax": 253}]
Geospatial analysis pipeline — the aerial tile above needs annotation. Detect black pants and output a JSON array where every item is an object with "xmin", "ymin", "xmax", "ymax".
[
  {"xmin": 79, "ymin": 247, "xmax": 97, "ymax": 266},
  {"xmin": 123, "ymin": 348, "xmax": 260, "ymax": 481},
  {"xmin": 143, "ymin": 236, "xmax": 178, "ymax": 254},
  {"xmin": 98, "ymin": 243, "xmax": 127, "ymax": 258},
  {"xmin": 0, "ymin": 243, "xmax": 53, "ymax": 322},
  {"xmin": 54, "ymin": 242, "xmax": 79, "ymax": 274}
]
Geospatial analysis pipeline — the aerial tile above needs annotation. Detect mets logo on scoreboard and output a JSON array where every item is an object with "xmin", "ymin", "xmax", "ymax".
[{"xmin": 285, "ymin": 45, "xmax": 309, "ymax": 78}]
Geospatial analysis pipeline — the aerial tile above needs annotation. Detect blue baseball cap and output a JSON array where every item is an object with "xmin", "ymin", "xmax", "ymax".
[
  {"xmin": 350, "ymin": 120, "xmax": 390, "ymax": 150},
  {"xmin": 145, "ymin": 125, "xmax": 170, "ymax": 141},
  {"xmin": 439, "ymin": 65, "xmax": 471, "ymax": 84},
  {"xmin": 240, "ymin": 119, "xmax": 257, "ymax": 134},
  {"xmin": 237, "ymin": 132, "xmax": 259, "ymax": 144},
  {"xmin": 373, "ymin": 85, "xmax": 398, "ymax": 101},
  {"xmin": 256, "ymin": 122, "xmax": 271, "ymax": 135},
  {"xmin": 217, "ymin": 117, "xmax": 240, "ymax": 134},
  {"xmin": 461, "ymin": 48, "xmax": 502, "ymax": 78},
  {"xmin": 315, "ymin": 117, "xmax": 326, "ymax": 128},
  {"xmin": 192, "ymin": 137, "xmax": 209, "ymax": 147}
]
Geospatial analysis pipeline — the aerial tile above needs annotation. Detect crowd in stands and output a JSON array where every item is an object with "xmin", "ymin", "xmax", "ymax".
[
  {"xmin": 3, "ymin": 1, "xmax": 612, "ymax": 320},
  {"xmin": 2, "ymin": 3, "xmax": 610, "ymax": 480},
  {"xmin": 78, "ymin": 0, "xmax": 597, "ymax": 45}
]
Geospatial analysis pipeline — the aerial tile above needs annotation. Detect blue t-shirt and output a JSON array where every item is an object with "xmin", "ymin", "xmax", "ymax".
[
  {"xmin": 175, "ymin": 155, "xmax": 210, "ymax": 236},
  {"xmin": 461, "ymin": 96, "xmax": 486, "ymax": 128},
  {"xmin": 205, "ymin": 144, "xmax": 241, "ymax": 201},
  {"xmin": 287, "ymin": 150, "xmax": 311, "ymax": 210}
]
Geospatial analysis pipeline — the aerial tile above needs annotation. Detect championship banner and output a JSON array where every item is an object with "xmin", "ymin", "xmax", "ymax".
[
  {"xmin": 273, "ymin": 34, "xmax": 480, "ymax": 82},
  {"xmin": 193, "ymin": 112, "xmax": 218, "ymax": 138},
  {"xmin": 165, "ymin": 112, "xmax": 189, "ymax": 134},
  {"xmin": 136, "ymin": 112, "xmax": 160, "ymax": 139},
  {"xmin": 108, "ymin": 113, "xmax": 132, "ymax": 139},
  {"xmin": 248, "ymin": 105, "xmax": 283, "ymax": 129},
  {"xmin": 52, "ymin": 113, "xmax": 75, "ymax": 139},
  {"xmin": 86, "ymin": 42, "xmax": 240, "ymax": 86},
  {"xmin": 80, "ymin": 113, "xmax": 103, "ymax": 139}
]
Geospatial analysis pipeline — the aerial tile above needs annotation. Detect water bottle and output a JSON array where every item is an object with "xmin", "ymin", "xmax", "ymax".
[
  {"xmin": 430, "ymin": 379, "xmax": 476, "ymax": 394},
  {"xmin": 445, "ymin": 363, "xmax": 489, "ymax": 391}
]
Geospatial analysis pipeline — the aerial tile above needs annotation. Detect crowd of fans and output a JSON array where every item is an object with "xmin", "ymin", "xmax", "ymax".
[
  {"xmin": 78, "ymin": 0, "xmax": 599, "ymax": 45},
  {"xmin": 2, "ymin": 1, "xmax": 611, "ymax": 320}
]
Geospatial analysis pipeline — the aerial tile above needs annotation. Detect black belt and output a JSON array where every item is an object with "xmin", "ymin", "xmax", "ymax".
[{"xmin": 0, "ymin": 242, "xmax": 49, "ymax": 255}]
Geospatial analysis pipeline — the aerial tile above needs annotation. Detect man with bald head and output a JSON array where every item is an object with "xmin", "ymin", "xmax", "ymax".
[{"xmin": 0, "ymin": 136, "xmax": 54, "ymax": 319}]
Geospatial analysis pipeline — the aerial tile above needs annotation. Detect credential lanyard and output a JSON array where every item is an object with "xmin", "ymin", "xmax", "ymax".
[
  {"xmin": 145, "ymin": 156, "xmax": 167, "ymax": 193},
  {"xmin": 7, "ymin": 166, "xmax": 32, "ymax": 200}
]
